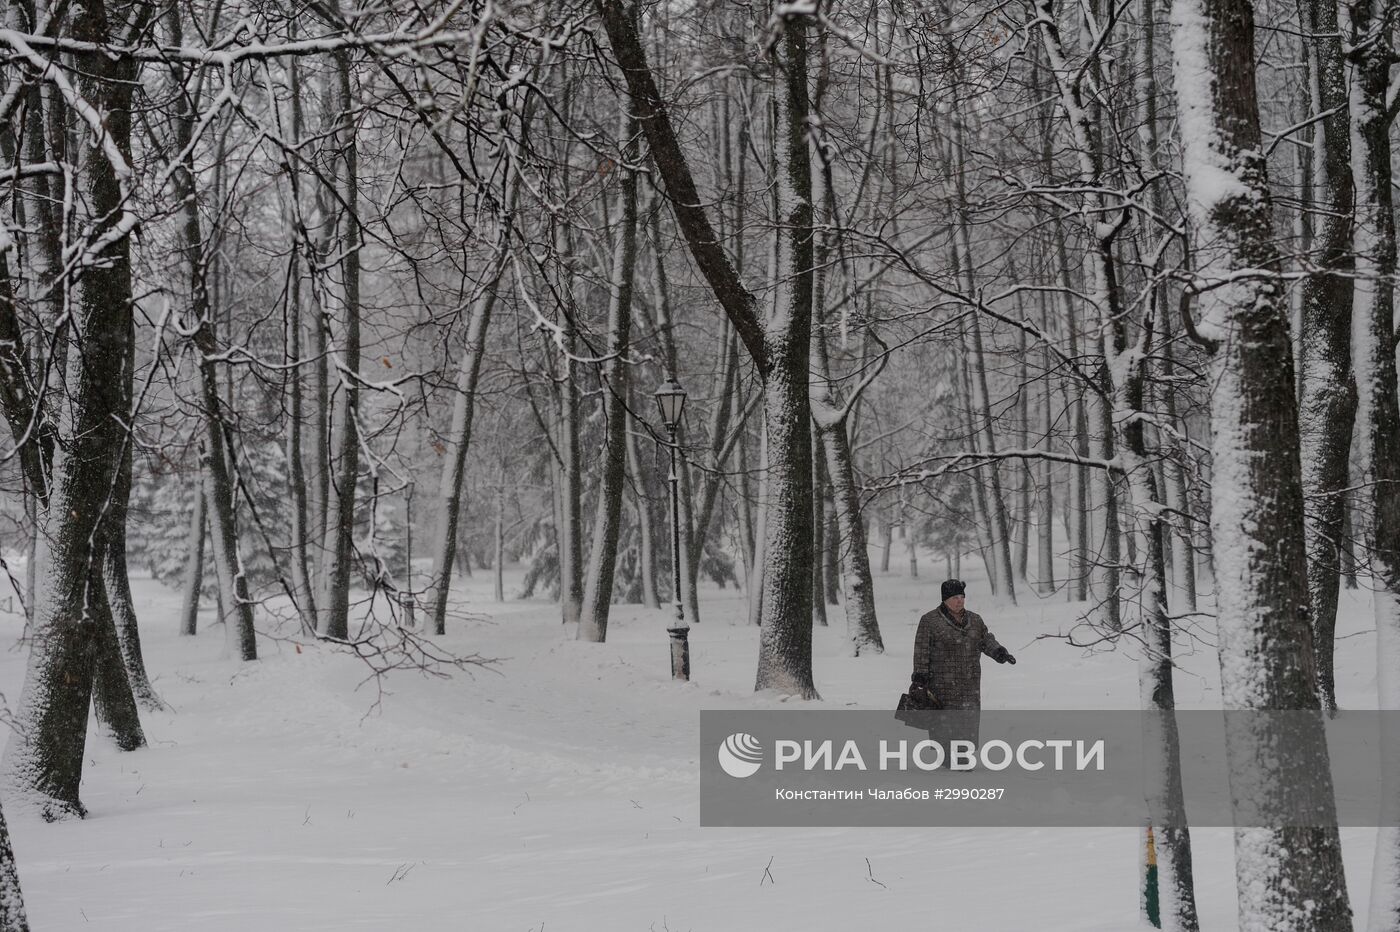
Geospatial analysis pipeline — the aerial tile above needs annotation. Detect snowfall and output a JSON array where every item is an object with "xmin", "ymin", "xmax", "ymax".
[{"xmin": 0, "ymin": 549, "xmax": 1384, "ymax": 931}]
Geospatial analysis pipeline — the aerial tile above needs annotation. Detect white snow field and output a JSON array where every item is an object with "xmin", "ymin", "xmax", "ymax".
[{"xmin": 0, "ymin": 558, "xmax": 1382, "ymax": 931}]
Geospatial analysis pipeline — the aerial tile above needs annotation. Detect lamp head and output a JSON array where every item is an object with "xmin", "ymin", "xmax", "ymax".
[{"xmin": 654, "ymin": 377, "xmax": 687, "ymax": 430}]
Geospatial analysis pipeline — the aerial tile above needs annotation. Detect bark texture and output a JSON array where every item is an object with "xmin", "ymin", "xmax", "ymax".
[{"xmin": 1170, "ymin": 0, "xmax": 1352, "ymax": 925}]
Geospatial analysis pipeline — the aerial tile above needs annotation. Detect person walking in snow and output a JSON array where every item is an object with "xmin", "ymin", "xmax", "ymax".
[{"xmin": 909, "ymin": 579, "xmax": 1016, "ymax": 752}]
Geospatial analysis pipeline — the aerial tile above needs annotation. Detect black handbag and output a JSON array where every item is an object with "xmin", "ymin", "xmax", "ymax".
[{"xmin": 895, "ymin": 681, "xmax": 941, "ymax": 727}]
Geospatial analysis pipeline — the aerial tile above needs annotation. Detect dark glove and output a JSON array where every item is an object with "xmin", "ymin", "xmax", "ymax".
[
  {"xmin": 910, "ymin": 671, "xmax": 930, "ymax": 689},
  {"xmin": 992, "ymin": 647, "xmax": 1016, "ymax": 665},
  {"xmin": 905, "ymin": 683, "xmax": 941, "ymax": 710}
]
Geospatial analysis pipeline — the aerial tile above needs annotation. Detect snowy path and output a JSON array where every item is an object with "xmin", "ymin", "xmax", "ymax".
[{"xmin": 0, "ymin": 564, "xmax": 1384, "ymax": 930}]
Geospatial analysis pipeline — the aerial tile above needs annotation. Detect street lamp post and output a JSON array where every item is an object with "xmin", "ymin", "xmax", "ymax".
[{"xmin": 654, "ymin": 376, "xmax": 690, "ymax": 681}]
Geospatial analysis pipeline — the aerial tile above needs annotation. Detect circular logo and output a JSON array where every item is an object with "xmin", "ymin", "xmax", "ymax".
[{"xmin": 718, "ymin": 732, "xmax": 763, "ymax": 778}]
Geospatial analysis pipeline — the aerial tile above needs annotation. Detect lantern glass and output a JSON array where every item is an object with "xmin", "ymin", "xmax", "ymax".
[{"xmin": 654, "ymin": 379, "xmax": 687, "ymax": 429}]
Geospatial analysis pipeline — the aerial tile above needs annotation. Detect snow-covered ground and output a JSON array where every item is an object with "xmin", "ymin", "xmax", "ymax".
[{"xmin": 0, "ymin": 556, "xmax": 1383, "ymax": 930}]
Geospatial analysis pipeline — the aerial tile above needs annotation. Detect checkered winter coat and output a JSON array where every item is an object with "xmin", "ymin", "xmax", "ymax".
[{"xmin": 911, "ymin": 606, "xmax": 1005, "ymax": 711}]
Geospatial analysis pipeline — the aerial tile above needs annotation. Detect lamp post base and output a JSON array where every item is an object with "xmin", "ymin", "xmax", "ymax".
[{"xmin": 668, "ymin": 626, "xmax": 690, "ymax": 681}]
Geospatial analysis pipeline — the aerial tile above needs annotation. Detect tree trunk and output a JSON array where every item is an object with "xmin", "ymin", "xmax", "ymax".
[
  {"xmin": 493, "ymin": 479, "xmax": 506, "ymax": 603},
  {"xmin": 285, "ymin": 252, "xmax": 317, "ymax": 632},
  {"xmin": 1036, "ymin": 292, "xmax": 1056, "ymax": 595},
  {"xmin": 23, "ymin": 493, "xmax": 35, "ymax": 624},
  {"xmin": 751, "ymin": 16, "xmax": 817, "ymax": 695},
  {"xmin": 945, "ymin": 116, "xmax": 1015, "ymax": 602},
  {"xmin": 597, "ymin": 0, "xmax": 816, "ymax": 694},
  {"xmin": 102, "ymin": 403, "xmax": 161, "ymax": 707},
  {"xmin": 954, "ymin": 312, "xmax": 996, "ymax": 596},
  {"xmin": 0, "ymin": 796, "xmax": 27, "ymax": 930},
  {"xmin": 1036, "ymin": 4, "xmax": 1201, "ymax": 916},
  {"xmin": 281, "ymin": 48, "xmax": 317, "ymax": 634},
  {"xmin": 810, "ymin": 255, "xmax": 884, "ymax": 653},
  {"xmin": 823, "ymin": 466, "xmax": 841, "ymax": 604},
  {"xmin": 171, "ymin": 38, "xmax": 257, "ymax": 661},
  {"xmin": 906, "ymin": 510, "xmax": 918, "ymax": 579},
  {"xmin": 1170, "ymin": 0, "xmax": 1353, "ymax": 924},
  {"xmin": 1091, "ymin": 392, "xmax": 1122, "ymax": 630},
  {"xmin": 1160, "ymin": 342, "xmax": 1197, "ymax": 612},
  {"xmin": 317, "ymin": 45, "xmax": 362, "ymax": 641},
  {"xmin": 1053, "ymin": 259, "xmax": 1091, "ymax": 602},
  {"xmin": 579, "ymin": 108, "xmax": 639, "ymax": 642},
  {"xmin": 1295, "ymin": 0, "xmax": 1355, "ymax": 714},
  {"xmin": 89, "ymin": 567, "xmax": 146, "ymax": 751},
  {"xmin": 558, "ymin": 322, "xmax": 584, "ymax": 626},
  {"xmin": 879, "ymin": 513, "xmax": 892, "ymax": 573},
  {"xmin": 747, "ymin": 419, "xmax": 767, "ymax": 627},
  {"xmin": 810, "ymin": 431, "xmax": 829, "ymax": 629},
  {"xmin": 967, "ymin": 308, "xmax": 1018, "ymax": 605},
  {"xmin": 426, "ymin": 242, "xmax": 509, "ymax": 634},
  {"xmin": 1342, "ymin": 500, "xmax": 1359, "ymax": 589},
  {"xmin": 3, "ymin": 0, "xmax": 145, "ymax": 820},
  {"xmin": 1347, "ymin": 1, "xmax": 1400, "ymax": 924},
  {"xmin": 102, "ymin": 530, "xmax": 161, "ymax": 711},
  {"xmin": 201, "ymin": 431, "xmax": 256, "ymax": 660},
  {"xmin": 1015, "ymin": 320, "xmax": 1031, "ymax": 583},
  {"xmin": 825, "ymin": 424, "xmax": 883, "ymax": 653},
  {"xmin": 625, "ymin": 409, "xmax": 661, "ymax": 608},
  {"xmin": 676, "ymin": 425, "xmax": 701, "ymax": 625},
  {"xmin": 309, "ymin": 272, "xmax": 330, "ymax": 554},
  {"xmin": 180, "ymin": 482, "xmax": 205, "ymax": 636},
  {"xmin": 737, "ymin": 394, "xmax": 756, "ymax": 594}
]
